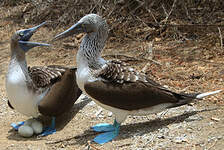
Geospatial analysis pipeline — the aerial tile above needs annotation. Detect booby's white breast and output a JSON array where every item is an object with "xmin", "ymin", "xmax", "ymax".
[
  {"xmin": 76, "ymin": 67, "xmax": 91, "ymax": 92},
  {"xmin": 6, "ymin": 62, "xmax": 47, "ymax": 117},
  {"xmin": 89, "ymin": 96, "xmax": 173, "ymax": 123}
]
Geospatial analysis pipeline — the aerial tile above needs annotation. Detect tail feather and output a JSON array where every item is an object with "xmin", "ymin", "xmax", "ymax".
[
  {"xmin": 169, "ymin": 89, "xmax": 223, "ymax": 108},
  {"xmin": 196, "ymin": 89, "xmax": 223, "ymax": 99}
]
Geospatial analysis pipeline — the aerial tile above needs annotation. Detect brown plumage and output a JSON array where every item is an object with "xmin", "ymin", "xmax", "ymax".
[
  {"xmin": 38, "ymin": 67, "xmax": 82, "ymax": 117},
  {"xmin": 6, "ymin": 22, "xmax": 82, "ymax": 119},
  {"xmin": 8, "ymin": 65, "xmax": 82, "ymax": 117},
  {"xmin": 53, "ymin": 14, "xmax": 223, "ymax": 144},
  {"xmin": 85, "ymin": 60, "xmax": 195, "ymax": 111}
]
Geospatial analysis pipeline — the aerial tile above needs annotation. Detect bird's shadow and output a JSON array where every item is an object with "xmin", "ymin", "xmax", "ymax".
[
  {"xmin": 7, "ymin": 98, "xmax": 91, "ymax": 141},
  {"xmin": 47, "ymin": 108, "xmax": 217, "ymax": 146}
]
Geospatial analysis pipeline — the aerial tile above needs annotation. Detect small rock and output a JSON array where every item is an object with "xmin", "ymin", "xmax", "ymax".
[
  {"xmin": 163, "ymin": 85, "xmax": 169, "ymax": 89},
  {"xmin": 211, "ymin": 117, "xmax": 220, "ymax": 122},
  {"xmin": 18, "ymin": 125, "xmax": 34, "ymax": 137},
  {"xmin": 185, "ymin": 115, "xmax": 203, "ymax": 122},
  {"xmin": 108, "ymin": 112, "xmax": 113, "ymax": 117},
  {"xmin": 98, "ymin": 114, "xmax": 105, "ymax": 118},
  {"xmin": 79, "ymin": 94, "xmax": 89, "ymax": 101},
  {"xmin": 209, "ymin": 122, "xmax": 214, "ymax": 125},
  {"xmin": 188, "ymin": 103, "xmax": 194, "ymax": 106},
  {"xmin": 157, "ymin": 135, "xmax": 165, "ymax": 139},
  {"xmin": 208, "ymin": 136, "xmax": 216, "ymax": 143},
  {"xmin": 217, "ymin": 135, "xmax": 223, "ymax": 140},
  {"xmin": 95, "ymin": 108, "xmax": 103, "ymax": 117},
  {"xmin": 87, "ymin": 101, "xmax": 96, "ymax": 106},
  {"xmin": 173, "ymin": 136, "xmax": 188, "ymax": 144}
]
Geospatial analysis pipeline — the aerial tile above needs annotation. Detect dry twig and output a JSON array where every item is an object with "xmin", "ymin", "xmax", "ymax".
[
  {"xmin": 183, "ymin": 1, "xmax": 191, "ymax": 20},
  {"xmin": 161, "ymin": 0, "xmax": 177, "ymax": 24},
  {"xmin": 141, "ymin": 41, "xmax": 156, "ymax": 72},
  {"xmin": 135, "ymin": 0, "xmax": 158, "ymax": 24},
  {"xmin": 87, "ymin": 141, "xmax": 101, "ymax": 150},
  {"xmin": 208, "ymin": 139, "xmax": 218, "ymax": 150},
  {"xmin": 218, "ymin": 27, "xmax": 223, "ymax": 49}
]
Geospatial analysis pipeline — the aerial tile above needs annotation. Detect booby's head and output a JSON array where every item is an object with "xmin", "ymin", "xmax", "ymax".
[
  {"xmin": 53, "ymin": 14, "xmax": 108, "ymax": 41},
  {"xmin": 11, "ymin": 22, "xmax": 50, "ymax": 53}
]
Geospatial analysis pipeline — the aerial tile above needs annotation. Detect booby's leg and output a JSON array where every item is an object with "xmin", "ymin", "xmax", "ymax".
[
  {"xmin": 93, "ymin": 120, "xmax": 120, "ymax": 144},
  {"xmin": 39, "ymin": 117, "xmax": 56, "ymax": 136},
  {"xmin": 92, "ymin": 123, "xmax": 115, "ymax": 132},
  {"xmin": 11, "ymin": 121, "xmax": 25, "ymax": 130}
]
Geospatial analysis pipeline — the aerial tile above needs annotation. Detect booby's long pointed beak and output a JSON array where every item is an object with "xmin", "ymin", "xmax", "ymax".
[
  {"xmin": 20, "ymin": 22, "xmax": 47, "ymax": 41},
  {"xmin": 19, "ymin": 22, "xmax": 50, "ymax": 52},
  {"xmin": 53, "ymin": 22, "xmax": 82, "ymax": 41},
  {"xmin": 19, "ymin": 41, "xmax": 50, "ymax": 50}
]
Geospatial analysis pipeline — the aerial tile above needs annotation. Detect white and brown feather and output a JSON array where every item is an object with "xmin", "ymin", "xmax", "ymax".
[
  {"xmin": 28, "ymin": 65, "xmax": 67, "ymax": 89},
  {"xmin": 92, "ymin": 60, "xmax": 161, "ymax": 87},
  {"xmin": 26, "ymin": 65, "xmax": 73, "ymax": 96},
  {"xmin": 93, "ymin": 60, "xmax": 147, "ymax": 83},
  {"xmin": 84, "ymin": 60, "xmax": 197, "ymax": 110}
]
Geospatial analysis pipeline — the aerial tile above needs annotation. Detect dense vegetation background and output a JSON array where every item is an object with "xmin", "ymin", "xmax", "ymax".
[{"xmin": 1, "ymin": 0, "xmax": 224, "ymax": 44}]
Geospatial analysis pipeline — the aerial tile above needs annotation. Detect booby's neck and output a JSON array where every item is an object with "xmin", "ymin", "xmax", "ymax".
[
  {"xmin": 76, "ymin": 28, "xmax": 108, "ymax": 70},
  {"xmin": 8, "ymin": 43, "xmax": 30, "ymax": 82}
]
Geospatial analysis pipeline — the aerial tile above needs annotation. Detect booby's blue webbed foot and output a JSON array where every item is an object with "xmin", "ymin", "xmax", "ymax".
[
  {"xmin": 93, "ymin": 129, "xmax": 119, "ymax": 144},
  {"xmin": 92, "ymin": 123, "xmax": 115, "ymax": 132},
  {"xmin": 92, "ymin": 120, "xmax": 120, "ymax": 144},
  {"xmin": 39, "ymin": 117, "xmax": 56, "ymax": 136},
  {"xmin": 39, "ymin": 127, "xmax": 56, "ymax": 136},
  {"xmin": 11, "ymin": 121, "xmax": 25, "ymax": 130}
]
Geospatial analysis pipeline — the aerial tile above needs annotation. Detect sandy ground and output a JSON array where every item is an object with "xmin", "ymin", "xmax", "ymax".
[{"xmin": 1, "ymin": 7, "xmax": 224, "ymax": 150}]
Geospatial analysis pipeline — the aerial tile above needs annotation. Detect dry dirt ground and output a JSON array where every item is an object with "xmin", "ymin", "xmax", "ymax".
[{"xmin": 1, "ymin": 7, "xmax": 224, "ymax": 150}]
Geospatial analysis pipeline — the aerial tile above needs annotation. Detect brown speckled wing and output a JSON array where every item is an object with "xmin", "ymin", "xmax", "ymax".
[
  {"xmin": 28, "ymin": 65, "xmax": 67, "ymax": 88},
  {"xmin": 94, "ymin": 60, "xmax": 161, "ymax": 86},
  {"xmin": 85, "ymin": 60, "xmax": 195, "ymax": 110}
]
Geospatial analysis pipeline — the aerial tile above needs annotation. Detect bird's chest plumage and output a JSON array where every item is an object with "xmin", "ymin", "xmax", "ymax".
[
  {"xmin": 76, "ymin": 67, "xmax": 92, "ymax": 93},
  {"xmin": 6, "ymin": 63, "xmax": 44, "ymax": 117}
]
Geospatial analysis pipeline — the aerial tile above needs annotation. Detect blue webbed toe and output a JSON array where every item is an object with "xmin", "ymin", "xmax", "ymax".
[
  {"xmin": 39, "ymin": 127, "xmax": 56, "ymax": 136},
  {"xmin": 93, "ymin": 130, "xmax": 119, "ymax": 144},
  {"xmin": 92, "ymin": 123, "xmax": 115, "ymax": 132},
  {"xmin": 11, "ymin": 121, "xmax": 25, "ymax": 130},
  {"xmin": 39, "ymin": 117, "xmax": 56, "ymax": 136},
  {"xmin": 92, "ymin": 120, "xmax": 120, "ymax": 144}
]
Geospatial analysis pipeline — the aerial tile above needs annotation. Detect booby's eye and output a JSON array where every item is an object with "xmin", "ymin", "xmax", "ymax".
[
  {"xmin": 81, "ymin": 24, "xmax": 86, "ymax": 31},
  {"xmin": 81, "ymin": 24, "xmax": 88, "ymax": 33},
  {"xmin": 19, "ymin": 32, "xmax": 24, "ymax": 37},
  {"xmin": 81, "ymin": 24, "xmax": 86, "ymax": 29}
]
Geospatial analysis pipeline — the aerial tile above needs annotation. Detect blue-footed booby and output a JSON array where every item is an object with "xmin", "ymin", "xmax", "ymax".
[
  {"xmin": 53, "ymin": 14, "xmax": 223, "ymax": 144},
  {"xmin": 6, "ymin": 22, "xmax": 82, "ymax": 137}
]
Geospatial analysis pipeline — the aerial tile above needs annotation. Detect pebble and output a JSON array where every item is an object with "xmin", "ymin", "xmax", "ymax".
[
  {"xmin": 95, "ymin": 108, "xmax": 103, "ymax": 117},
  {"xmin": 185, "ymin": 115, "xmax": 203, "ymax": 122},
  {"xmin": 211, "ymin": 117, "xmax": 220, "ymax": 122},
  {"xmin": 208, "ymin": 136, "xmax": 216, "ymax": 143},
  {"xmin": 108, "ymin": 112, "xmax": 113, "ymax": 117},
  {"xmin": 173, "ymin": 135, "xmax": 188, "ymax": 144},
  {"xmin": 87, "ymin": 101, "xmax": 96, "ymax": 106},
  {"xmin": 157, "ymin": 135, "xmax": 165, "ymax": 139},
  {"xmin": 217, "ymin": 135, "xmax": 223, "ymax": 140},
  {"xmin": 209, "ymin": 122, "xmax": 214, "ymax": 125}
]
